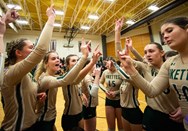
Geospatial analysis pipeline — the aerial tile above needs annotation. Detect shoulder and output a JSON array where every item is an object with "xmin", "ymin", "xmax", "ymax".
[
  {"xmin": 164, "ymin": 55, "xmax": 180, "ymax": 65},
  {"xmin": 133, "ymin": 60, "xmax": 148, "ymax": 71},
  {"xmin": 102, "ymin": 69, "xmax": 109, "ymax": 74}
]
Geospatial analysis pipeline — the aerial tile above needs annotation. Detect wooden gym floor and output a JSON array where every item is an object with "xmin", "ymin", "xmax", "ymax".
[{"xmin": 0, "ymin": 88, "xmax": 146, "ymax": 131}]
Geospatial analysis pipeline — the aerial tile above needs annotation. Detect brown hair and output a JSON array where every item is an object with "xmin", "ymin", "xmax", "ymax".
[
  {"xmin": 162, "ymin": 16, "xmax": 188, "ymax": 29},
  {"xmin": 5, "ymin": 38, "xmax": 28, "ymax": 67}
]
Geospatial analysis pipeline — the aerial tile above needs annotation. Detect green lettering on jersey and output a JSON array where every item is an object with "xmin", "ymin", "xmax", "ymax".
[
  {"xmin": 174, "ymin": 69, "xmax": 180, "ymax": 80},
  {"xmin": 180, "ymin": 69, "xmax": 186, "ymax": 80},
  {"xmin": 169, "ymin": 69, "xmax": 188, "ymax": 80},
  {"xmin": 106, "ymin": 75, "xmax": 121, "ymax": 79},
  {"xmin": 169, "ymin": 69, "xmax": 176, "ymax": 79}
]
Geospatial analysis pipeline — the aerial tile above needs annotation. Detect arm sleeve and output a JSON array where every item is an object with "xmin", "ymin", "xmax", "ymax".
[
  {"xmin": 84, "ymin": 75, "xmax": 99, "ymax": 97},
  {"xmin": 39, "ymin": 56, "xmax": 87, "ymax": 91},
  {"xmin": 5, "ymin": 23, "xmax": 54, "ymax": 86},
  {"xmin": 99, "ymin": 83, "xmax": 107, "ymax": 93},
  {"xmin": 100, "ymin": 71, "xmax": 105, "ymax": 84},
  {"xmin": 0, "ymin": 53, "xmax": 6, "ymax": 87},
  {"xmin": 90, "ymin": 84, "xmax": 99, "ymax": 97},
  {"xmin": 115, "ymin": 41, "xmax": 122, "ymax": 57},
  {"xmin": 113, "ymin": 62, "xmax": 130, "ymax": 79},
  {"xmin": 130, "ymin": 47, "xmax": 144, "ymax": 62},
  {"xmin": 72, "ymin": 59, "xmax": 95, "ymax": 84},
  {"xmin": 130, "ymin": 61, "xmax": 170, "ymax": 97}
]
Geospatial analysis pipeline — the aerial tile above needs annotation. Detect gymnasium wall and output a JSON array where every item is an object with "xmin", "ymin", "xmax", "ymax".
[
  {"xmin": 3, "ymin": 2, "xmax": 188, "ymax": 60},
  {"xmin": 4, "ymin": 29, "xmax": 102, "ymax": 59},
  {"xmin": 105, "ymin": 2, "xmax": 188, "ymax": 59}
]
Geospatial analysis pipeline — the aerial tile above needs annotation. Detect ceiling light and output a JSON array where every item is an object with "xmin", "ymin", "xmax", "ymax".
[
  {"xmin": 126, "ymin": 20, "xmax": 135, "ymax": 25},
  {"xmin": 16, "ymin": 20, "xmax": 28, "ymax": 25},
  {"xmin": 7, "ymin": 4, "xmax": 22, "ymax": 10},
  {"xmin": 81, "ymin": 25, "xmax": 90, "ymax": 30},
  {"xmin": 105, "ymin": 0, "xmax": 115, "ymax": 2},
  {"xmin": 55, "ymin": 10, "xmax": 64, "ymax": 16},
  {"xmin": 53, "ymin": 23, "xmax": 61, "ymax": 27},
  {"xmin": 148, "ymin": 5, "xmax": 159, "ymax": 11},
  {"xmin": 88, "ymin": 14, "xmax": 99, "ymax": 20}
]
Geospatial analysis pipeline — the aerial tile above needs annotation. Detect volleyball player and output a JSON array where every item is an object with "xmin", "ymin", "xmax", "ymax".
[
  {"xmin": 0, "ymin": 9, "xmax": 19, "ymax": 86},
  {"xmin": 61, "ymin": 43, "xmax": 101, "ymax": 131},
  {"xmin": 100, "ymin": 57, "xmax": 124, "ymax": 131},
  {"xmin": 0, "ymin": 5, "xmax": 56, "ymax": 131},
  {"xmin": 81, "ymin": 61, "xmax": 101, "ymax": 131},
  {"xmin": 118, "ymin": 16, "xmax": 188, "ymax": 130}
]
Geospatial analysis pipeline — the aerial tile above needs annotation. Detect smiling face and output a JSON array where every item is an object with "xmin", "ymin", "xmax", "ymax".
[
  {"xmin": 144, "ymin": 44, "xmax": 164, "ymax": 67},
  {"xmin": 161, "ymin": 23, "xmax": 188, "ymax": 52},
  {"xmin": 45, "ymin": 52, "xmax": 60, "ymax": 74}
]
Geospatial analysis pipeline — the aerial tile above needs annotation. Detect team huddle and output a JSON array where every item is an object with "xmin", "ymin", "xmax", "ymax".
[{"xmin": 0, "ymin": 4, "xmax": 188, "ymax": 131}]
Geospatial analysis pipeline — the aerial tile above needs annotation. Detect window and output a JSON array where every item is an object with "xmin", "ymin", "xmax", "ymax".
[
  {"xmin": 50, "ymin": 40, "xmax": 57, "ymax": 51},
  {"xmin": 78, "ymin": 41, "xmax": 91, "ymax": 52}
]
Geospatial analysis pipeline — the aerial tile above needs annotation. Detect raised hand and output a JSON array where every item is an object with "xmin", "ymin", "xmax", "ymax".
[
  {"xmin": 46, "ymin": 4, "xmax": 56, "ymax": 18},
  {"xmin": 117, "ymin": 47, "xmax": 132, "ymax": 68},
  {"xmin": 115, "ymin": 18, "xmax": 124, "ymax": 32},
  {"xmin": 0, "ymin": 9, "xmax": 19, "ymax": 35},
  {"xmin": 5, "ymin": 9, "xmax": 19, "ymax": 24},
  {"xmin": 93, "ymin": 67, "xmax": 101, "ymax": 77},
  {"xmin": 80, "ymin": 38, "xmax": 90, "ymax": 58},
  {"xmin": 92, "ymin": 44, "xmax": 102, "ymax": 63},
  {"xmin": 125, "ymin": 37, "xmax": 133, "ymax": 50}
]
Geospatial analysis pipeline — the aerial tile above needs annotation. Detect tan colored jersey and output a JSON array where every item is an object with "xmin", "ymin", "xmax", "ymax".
[
  {"xmin": 1, "ymin": 23, "xmax": 54, "ymax": 130},
  {"xmin": 120, "ymin": 81, "xmax": 140, "ymax": 108},
  {"xmin": 38, "ymin": 56, "xmax": 87, "ymax": 92},
  {"xmin": 38, "ymin": 73, "xmax": 58, "ymax": 122},
  {"xmin": 37, "ymin": 56, "xmax": 87, "ymax": 121},
  {"xmin": 134, "ymin": 60, "xmax": 179, "ymax": 114},
  {"xmin": 0, "ymin": 53, "xmax": 6, "ymax": 87},
  {"xmin": 62, "ymin": 85, "xmax": 82, "ymax": 115},
  {"xmin": 130, "ymin": 55, "xmax": 188, "ymax": 128},
  {"xmin": 113, "ymin": 62, "xmax": 140, "ymax": 108},
  {"xmin": 39, "ymin": 88, "xmax": 58, "ymax": 121},
  {"xmin": 100, "ymin": 69, "xmax": 123, "ymax": 100},
  {"xmin": 81, "ymin": 74, "xmax": 98, "ymax": 107}
]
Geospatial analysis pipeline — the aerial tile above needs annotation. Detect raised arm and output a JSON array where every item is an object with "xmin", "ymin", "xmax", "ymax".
[
  {"xmin": 5, "ymin": 5, "xmax": 56, "ymax": 85},
  {"xmin": 118, "ymin": 48, "xmax": 169, "ymax": 97},
  {"xmin": 125, "ymin": 37, "xmax": 143, "ymax": 62},
  {"xmin": 38, "ymin": 56, "xmax": 88, "ymax": 91},
  {"xmin": 0, "ymin": 9, "xmax": 19, "ymax": 86},
  {"xmin": 73, "ymin": 43, "xmax": 102, "ymax": 84},
  {"xmin": 0, "ymin": 9, "xmax": 19, "ymax": 53},
  {"xmin": 38, "ymin": 37, "xmax": 90, "ymax": 91},
  {"xmin": 115, "ymin": 18, "xmax": 124, "ymax": 57},
  {"xmin": 113, "ymin": 62, "xmax": 130, "ymax": 80},
  {"xmin": 90, "ymin": 67, "xmax": 101, "ymax": 97}
]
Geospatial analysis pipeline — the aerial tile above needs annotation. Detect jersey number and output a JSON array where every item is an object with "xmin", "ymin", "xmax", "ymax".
[
  {"xmin": 172, "ymin": 84, "xmax": 188, "ymax": 101},
  {"xmin": 108, "ymin": 80, "xmax": 116, "ymax": 87}
]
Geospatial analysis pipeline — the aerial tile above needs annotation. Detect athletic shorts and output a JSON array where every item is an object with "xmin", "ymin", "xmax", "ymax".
[
  {"xmin": 142, "ymin": 106, "xmax": 184, "ymax": 131},
  {"xmin": 61, "ymin": 112, "xmax": 83, "ymax": 130},
  {"xmin": 105, "ymin": 97, "xmax": 121, "ymax": 108},
  {"xmin": 1, "ymin": 121, "xmax": 39, "ymax": 131},
  {"xmin": 82, "ymin": 105, "xmax": 96, "ymax": 119},
  {"xmin": 36, "ymin": 119, "xmax": 55, "ymax": 131},
  {"xmin": 121, "ymin": 107, "xmax": 143, "ymax": 124}
]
